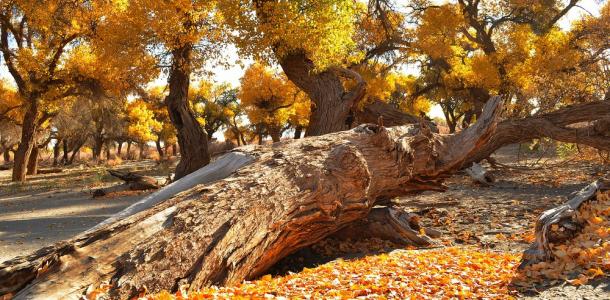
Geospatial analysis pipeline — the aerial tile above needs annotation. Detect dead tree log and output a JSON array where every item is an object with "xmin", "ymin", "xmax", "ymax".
[
  {"xmin": 465, "ymin": 101, "xmax": 610, "ymax": 164},
  {"xmin": 107, "ymin": 170, "xmax": 161, "ymax": 190},
  {"xmin": 520, "ymin": 178, "xmax": 609, "ymax": 268},
  {"xmin": 464, "ymin": 162, "xmax": 495, "ymax": 186},
  {"xmin": 0, "ymin": 97, "xmax": 503, "ymax": 299},
  {"xmin": 356, "ymin": 99, "xmax": 610, "ymax": 164},
  {"xmin": 92, "ymin": 170, "xmax": 163, "ymax": 198}
]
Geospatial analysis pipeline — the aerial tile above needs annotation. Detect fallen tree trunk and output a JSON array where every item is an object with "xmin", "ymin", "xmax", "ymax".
[
  {"xmin": 36, "ymin": 168, "xmax": 64, "ymax": 175},
  {"xmin": 92, "ymin": 170, "xmax": 163, "ymax": 198},
  {"xmin": 465, "ymin": 101, "xmax": 610, "ymax": 165},
  {"xmin": 356, "ymin": 99, "xmax": 610, "ymax": 164},
  {"xmin": 0, "ymin": 97, "xmax": 503, "ymax": 299},
  {"xmin": 107, "ymin": 170, "xmax": 162, "ymax": 190}
]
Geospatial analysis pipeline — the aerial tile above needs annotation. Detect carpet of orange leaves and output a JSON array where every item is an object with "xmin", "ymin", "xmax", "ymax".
[{"xmin": 142, "ymin": 248, "xmax": 521, "ymax": 300}]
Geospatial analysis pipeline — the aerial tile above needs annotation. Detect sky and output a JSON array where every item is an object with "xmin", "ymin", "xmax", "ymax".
[{"xmin": 1, "ymin": 0, "xmax": 606, "ymax": 121}]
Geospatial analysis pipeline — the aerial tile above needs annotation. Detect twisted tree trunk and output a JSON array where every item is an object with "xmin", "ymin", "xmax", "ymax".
[
  {"xmin": 165, "ymin": 44, "xmax": 210, "ymax": 179},
  {"xmin": 12, "ymin": 99, "xmax": 39, "ymax": 182},
  {"xmin": 279, "ymin": 52, "xmax": 365, "ymax": 136},
  {"xmin": 0, "ymin": 98, "xmax": 503, "ymax": 299}
]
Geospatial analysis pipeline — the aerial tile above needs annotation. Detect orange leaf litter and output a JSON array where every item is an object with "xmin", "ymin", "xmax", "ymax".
[
  {"xmin": 108, "ymin": 193, "xmax": 608, "ymax": 300},
  {"xmin": 143, "ymin": 247, "xmax": 521, "ymax": 300}
]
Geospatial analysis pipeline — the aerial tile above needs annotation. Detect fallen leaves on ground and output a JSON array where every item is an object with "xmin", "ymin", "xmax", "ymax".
[
  {"xmin": 515, "ymin": 191, "xmax": 610, "ymax": 286},
  {"xmin": 142, "ymin": 247, "xmax": 521, "ymax": 300}
]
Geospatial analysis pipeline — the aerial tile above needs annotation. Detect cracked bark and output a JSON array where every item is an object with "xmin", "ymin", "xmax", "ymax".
[{"xmin": 0, "ymin": 98, "xmax": 503, "ymax": 299}]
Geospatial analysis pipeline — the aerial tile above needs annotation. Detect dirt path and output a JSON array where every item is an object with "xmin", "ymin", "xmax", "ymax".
[{"xmin": 0, "ymin": 161, "xmax": 165, "ymax": 263}]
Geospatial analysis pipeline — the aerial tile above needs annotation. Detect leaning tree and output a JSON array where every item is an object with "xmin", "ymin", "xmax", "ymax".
[{"xmin": 1, "ymin": 97, "xmax": 503, "ymax": 298}]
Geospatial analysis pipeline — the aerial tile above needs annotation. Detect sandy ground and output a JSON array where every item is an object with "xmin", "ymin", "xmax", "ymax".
[{"xmin": 0, "ymin": 160, "xmax": 165, "ymax": 263}]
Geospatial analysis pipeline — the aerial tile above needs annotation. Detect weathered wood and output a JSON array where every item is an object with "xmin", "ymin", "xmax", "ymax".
[
  {"xmin": 86, "ymin": 151, "xmax": 255, "ymax": 233},
  {"xmin": 330, "ymin": 206, "xmax": 437, "ymax": 246},
  {"xmin": 37, "ymin": 168, "xmax": 64, "ymax": 175},
  {"xmin": 465, "ymin": 162, "xmax": 494, "ymax": 186},
  {"xmin": 520, "ymin": 178, "xmax": 609, "ymax": 268},
  {"xmin": 465, "ymin": 101, "xmax": 610, "ymax": 165},
  {"xmin": 355, "ymin": 99, "xmax": 610, "ymax": 164},
  {"xmin": 107, "ymin": 170, "xmax": 161, "ymax": 190},
  {"xmin": 0, "ymin": 98, "xmax": 502, "ymax": 299},
  {"xmin": 354, "ymin": 100, "xmax": 438, "ymax": 132}
]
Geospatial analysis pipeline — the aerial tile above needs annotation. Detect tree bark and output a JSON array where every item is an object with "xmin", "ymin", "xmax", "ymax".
[
  {"xmin": 465, "ymin": 100, "xmax": 610, "ymax": 164},
  {"xmin": 105, "ymin": 142, "xmax": 112, "ymax": 160},
  {"xmin": 117, "ymin": 141, "xmax": 123, "ymax": 157},
  {"xmin": 155, "ymin": 137, "xmax": 164, "ymax": 158},
  {"xmin": 293, "ymin": 126, "xmax": 303, "ymax": 139},
  {"xmin": 356, "ymin": 99, "xmax": 610, "ymax": 163},
  {"xmin": 61, "ymin": 139, "xmax": 69, "ymax": 165},
  {"xmin": 279, "ymin": 52, "xmax": 366, "ymax": 136},
  {"xmin": 139, "ymin": 143, "xmax": 146, "ymax": 160},
  {"xmin": 520, "ymin": 179, "xmax": 608, "ymax": 268},
  {"xmin": 68, "ymin": 142, "xmax": 84, "ymax": 165},
  {"xmin": 3, "ymin": 148, "xmax": 10, "ymax": 163},
  {"xmin": 353, "ymin": 100, "xmax": 438, "ymax": 132},
  {"xmin": 126, "ymin": 141, "xmax": 132, "ymax": 160},
  {"xmin": 25, "ymin": 144, "xmax": 39, "ymax": 176},
  {"xmin": 12, "ymin": 99, "xmax": 38, "ymax": 182},
  {"xmin": 269, "ymin": 126, "xmax": 281, "ymax": 143},
  {"xmin": 92, "ymin": 135, "xmax": 104, "ymax": 161},
  {"xmin": 0, "ymin": 98, "xmax": 503, "ymax": 299},
  {"xmin": 165, "ymin": 44, "xmax": 210, "ymax": 179},
  {"xmin": 52, "ymin": 140, "xmax": 61, "ymax": 167}
]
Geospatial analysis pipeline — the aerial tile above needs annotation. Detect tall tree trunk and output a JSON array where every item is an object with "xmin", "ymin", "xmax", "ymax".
[
  {"xmin": 269, "ymin": 126, "xmax": 281, "ymax": 143},
  {"xmin": 61, "ymin": 139, "xmax": 69, "ymax": 165},
  {"xmin": 0, "ymin": 98, "xmax": 503, "ymax": 299},
  {"xmin": 155, "ymin": 137, "xmax": 164, "ymax": 158},
  {"xmin": 117, "ymin": 141, "xmax": 123, "ymax": 157},
  {"xmin": 165, "ymin": 44, "xmax": 210, "ymax": 179},
  {"xmin": 139, "ymin": 143, "xmax": 146, "ymax": 160},
  {"xmin": 105, "ymin": 142, "xmax": 112, "ymax": 160},
  {"xmin": 279, "ymin": 52, "xmax": 365, "ymax": 136},
  {"xmin": 52, "ymin": 140, "xmax": 61, "ymax": 167},
  {"xmin": 126, "ymin": 141, "xmax": 132, "ymax": 160},
  {"xmin": 69, "ymin": 142, "xmax": 84, "ymax": 165},
  {"xmin": 172, "ymin": 143, "xmax": 177, "ymax": 156},
  {"xmin": 92, "ymin": 136, "xmax": 104, "ymax": 161},
  {"xmin": 26, "ymin": 145, "xmax": 39, "ymax": 176},
  {"xmin": 12, "ymin": 99, "xmax": 39, "ymax": 182},
  {"xmin": 293, "ymin": 126, "xmax": 303, "ymax": 139},
  {"xmin": 3, "ymin": 148, "xmax": 10, "ymax": 163}
]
